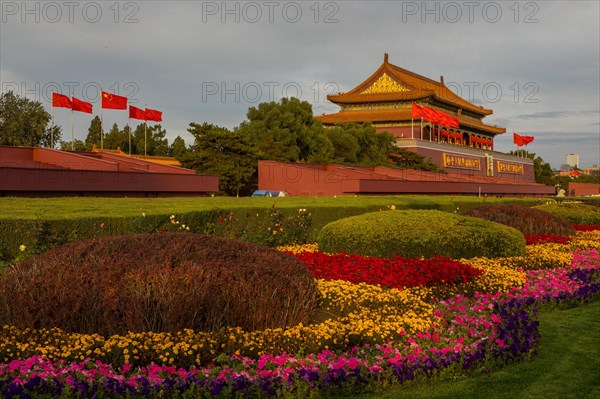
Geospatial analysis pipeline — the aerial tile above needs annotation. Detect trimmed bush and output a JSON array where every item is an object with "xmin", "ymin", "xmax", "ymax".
[
  {"xmin": 317, "ymin": 210, "xmax": 525, "ymax": 259},
  {"xmin": 533, "ymin": 203, "xmax": 600, "ymax": 225},
  {"xmin": 0, "ymin": 233, "xmax": 318, "ymax": 336},
  {"xmin": 462, "ymin": 204, "xmax": 576, "ymax": 236}
]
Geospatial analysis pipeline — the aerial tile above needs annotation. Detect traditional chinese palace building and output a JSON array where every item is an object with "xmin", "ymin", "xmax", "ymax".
[{"xmin": 259, "ymin": 54, "xmax": 555, "ymax": 197}]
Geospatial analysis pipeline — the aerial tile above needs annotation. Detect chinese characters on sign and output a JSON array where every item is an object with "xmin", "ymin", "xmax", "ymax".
[
  {"xmin": 443, "ymin": 153, "xmax": 481, "ymax": 170},
  {"xmin": 497, "ymin": 161, "xmax": 524, "ymax": 174}
]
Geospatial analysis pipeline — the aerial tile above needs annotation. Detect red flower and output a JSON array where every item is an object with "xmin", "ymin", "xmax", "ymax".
[
  {"xmin": 290, "ymin": 251, "xmax": 483, "ymax": 290},
  {"xmin": 573, "ymin": 224, "xmax": 600, "ymax": 232},
  {"xmin": 525, "ymin": 234, "xmax": 571, "ymax": 245}
]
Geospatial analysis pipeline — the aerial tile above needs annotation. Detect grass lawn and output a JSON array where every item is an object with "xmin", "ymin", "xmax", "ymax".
[
  {"xmin": 0, "ymin": 196, "xmax": 546, "ymax": 220},
  {"xmin": 345, "ymin": 299, "xmax": 600, "ymax": 399}
]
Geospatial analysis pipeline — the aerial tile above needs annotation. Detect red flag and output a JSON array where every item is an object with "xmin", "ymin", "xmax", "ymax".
[
  {"xmin": 522, "ymin": 135, "xmax": 534, "ymax": 145},
  {"xmin": 438, "ymin": 111, "xmax": 460, "ymax": 128},
  {"xmin": 412, "ymin": 104, "xmax": 459, "ymax": 128},
  {"xmin": 129, "ymin": 106, "xmax": 146, "ymax": 120},
  {"xmin": 101, "ymin": 91, "xmax": 127, "ymax": 109},
  {"xmin": 52, "ymin": 93, "xmax": 72, "ymax": 108},
  {"xmin": 412, "ymin": 103, "xmax": 426, "ymax": 119},
  {"xmin": 514, "ymin": 133, "xmax": 535, "ymax": 147},
  {"xmin": 71, "ymin": 97, "xmax": 93, "ymax": 114},
  {"xmin": 145, "ymin": 108, "xmax": 162, "ymax": 122}
]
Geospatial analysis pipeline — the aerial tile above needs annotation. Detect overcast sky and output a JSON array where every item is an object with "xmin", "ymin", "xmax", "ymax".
[{"xmin": 1, "ymin": 0, "xmax": 599, "ymax": 168}]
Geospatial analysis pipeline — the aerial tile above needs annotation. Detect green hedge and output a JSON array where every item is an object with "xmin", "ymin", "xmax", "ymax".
[
  {"xmin": 317, "ymin": 210, "xmax": 526, "ymax": 259},
  {"xmin": 532, "ymin": 203, "xmax": 600, "ymax": 225},
  {"xmin": 0, "ymin": 197, "xmax": 547, "ymax": 268}
]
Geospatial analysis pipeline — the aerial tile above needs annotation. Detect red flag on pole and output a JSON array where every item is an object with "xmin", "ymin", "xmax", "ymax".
[
  {"xmin": 514, "ymin": 132, "xmax": 535, "ymax": 146},
  {"xmin": 412, "ymin": 104, "xmax": 459, "ymax": 128},
  {"xmin": 129, "ymin": 106, "xmax": 146, "ymax": 120},
  {"xmin": 52, "ymin": 93, "xmax": 72, "ymax": 108},
  {"xmin": 145, "ymin": 108, "xmax": 162, "ymax": 122},
  {"xmin": 71, "ymin": 97, "xmax": 93, "ymax": 114},
  {"xmin": 101, "ymin": 91, "xmax": 128, "ymax": 109}
]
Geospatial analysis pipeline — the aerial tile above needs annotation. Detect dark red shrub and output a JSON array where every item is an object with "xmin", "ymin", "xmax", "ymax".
[
  {"xmin": 0, "ymin": 233, "xmax": 318, "ymax": 336},
  {"xmin": 462, "ymin": 204, "xmax": 576, "ymax": 236},
  {"xmin": 290, "ymin": 251, "xmax": 483, "ymax": 289}
]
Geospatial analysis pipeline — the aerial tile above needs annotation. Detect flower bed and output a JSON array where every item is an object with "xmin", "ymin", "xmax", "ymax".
[
  {"xmin": 291, "ymin": 252, "xmax": 484, "ymax": 289},
  {"xmin": 1, "ymin": 233, "xmax": 600, "ymax": 398}
]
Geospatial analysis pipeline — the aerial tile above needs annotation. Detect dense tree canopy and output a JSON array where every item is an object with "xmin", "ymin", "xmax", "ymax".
[
  {"xmin": 0, "ymin": 91, "xmax": 61, "ymax": 147},
  {"xmin": 182, "ymin": 123, "xmax": 256, "ymax": 196},
  {"xmin": 183, "ymin": 98, "xmax": 450, "ymax": 195}
]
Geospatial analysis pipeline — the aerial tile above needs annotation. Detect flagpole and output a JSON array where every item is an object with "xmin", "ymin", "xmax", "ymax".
[
  {"xmin": 128, "ymin": 118, "xmax": 131, "ymax": 156},
  {"xmin": 70, "ymin": 108, "xmax": 74, "ymax": 150},
  {"xmin": 144, "ymin": 104, "xmax": 147, "ymax": 157},
  {"xmin": 50, "ymin": 91, "xmax": 54, "ymax": 149},
  {"xmin": 420, "ymin": 117, "xmax": 423, "ymax": 141},
  {"xmin": 100, "ymin": 111, "xmax": 104, "ymax": 149}
]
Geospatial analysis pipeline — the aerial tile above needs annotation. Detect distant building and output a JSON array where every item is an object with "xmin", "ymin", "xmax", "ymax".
[
  {"xmin": 560, "ymin": 164, "xmax": 571, "ymax": 172},
  {"xmin": 566, "ymin": 153, "xmax": 580, "ymax": 169}
]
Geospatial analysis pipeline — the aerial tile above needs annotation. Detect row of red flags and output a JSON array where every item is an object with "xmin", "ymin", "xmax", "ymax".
[
  {"xmin": 412, "ymin": 103, "xmax": 535, "ymax": 148},
  {"xmin": 52, "ymin": 92, "xmax": 162, "ymax": 122},
  {"xmin": 411, "ymin": 104, "xmax": 459, "ymax": 128}
]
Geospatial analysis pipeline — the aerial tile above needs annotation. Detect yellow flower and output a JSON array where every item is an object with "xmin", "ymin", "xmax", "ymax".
[{"xmin": 19, "ymin": 245, "xmax": 26, "ymax": 252}]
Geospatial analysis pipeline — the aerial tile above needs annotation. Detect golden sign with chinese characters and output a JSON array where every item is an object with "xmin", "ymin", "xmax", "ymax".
[
  {"xmin": 443, "ymin": 153, "xmax": 481, "ymax": 170},
  {"xmin": 497, "ymin": 161, "xmax": 524, "ymax": 174}
]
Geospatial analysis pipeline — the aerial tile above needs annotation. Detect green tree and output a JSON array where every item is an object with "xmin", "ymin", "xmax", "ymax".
[
  {"xmin": 84, "ymin": 116, "xmax": 102, "ymax": 147},
  {"xmin": 533, "ymin": 155, "xmax": 555, "ymax": 185},
  {"xmin": 169, "ymin": 135, "xmax": 188, "ymax": 159},
  {"xmin": 183, "ymin": 123, "xmax": 256, "ymax": 196},
  {"xmin": 239, "ymin": 97, "xmax": 333, "ymax": 163},
  {"xmin": 389, "ymin": 148, "xmax": 443, "ymax": 172},
  {"xmin": 103, "ymin": 123, "xmax": 127, "ymax": 152},
  {"xmin": 132, "ymin": 124, "xmax": 169, "ymax": 156},
  {"xmin": 59, "ymin": 139, "xmax": 91, "ymax": 151},
  {"xmin": 326, "ymin": 123, "xmax": 397, "ymax": 166},
  {"xmin": 0, "ymin": 91, "xmax": 61, "ymax": 147}
]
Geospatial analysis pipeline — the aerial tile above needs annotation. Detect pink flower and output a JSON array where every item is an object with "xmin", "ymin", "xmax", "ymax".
[{"xmin": 347, "ymin": 357, "xmax": 359, "ymax": 370}]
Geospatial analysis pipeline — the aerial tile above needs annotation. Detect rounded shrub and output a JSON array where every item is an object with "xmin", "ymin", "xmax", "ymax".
[
  {"xmin": 462, "ymin": 204, "xmax": 576, "ymax": 236},
  {"xmin": 317, "ymin": 210, "xmax": 525, "ymax": 259},
  {"xmin": 533, "ymin": 203, "xmax": 600, "ymax": 225},
  {"xmin": 0, "ymin": 233, "xmax": 318, "ymax": 336}
]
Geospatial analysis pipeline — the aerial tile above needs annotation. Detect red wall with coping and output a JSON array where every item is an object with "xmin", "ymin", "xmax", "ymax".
[{"xmin": 0, "ymin": 146, "xmax": 218, "ymax": 196}]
